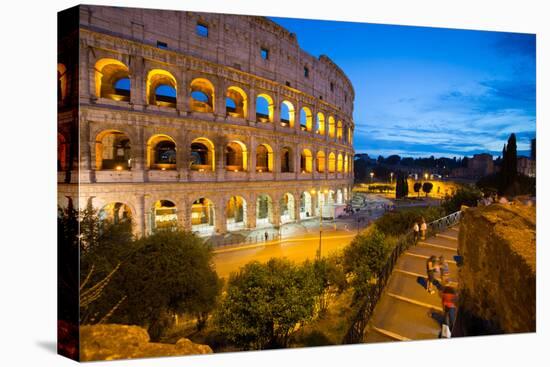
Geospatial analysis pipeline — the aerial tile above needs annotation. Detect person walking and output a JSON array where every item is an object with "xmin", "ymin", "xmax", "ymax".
[
  {"xmin": 441, "ymin": 285, "xmax": 458, "ymax": 332},
  {"xmin": 420, "ymin": 218, "xmax": 427, "ymax": 240},
  {"xmin": 439, "ymin": 255, "xmax": 450, "ymax": 285},
  {"xmin": 413, "ymin": 222, "xmax": 420, "ymax": 242},
  {"xmin": 264, "ymin": 231, "xmax": 268, "ymax": 242},
  {"xmin": 426, "ymin": 255, "xmax": 437, "ymax": 294}
]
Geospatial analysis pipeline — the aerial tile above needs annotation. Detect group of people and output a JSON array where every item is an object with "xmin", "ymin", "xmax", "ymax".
[
  {"xmin": 413, "ymin": 218, "xmax": 428, "ymax": 241},
  {"xmin": 426, "ymin": 255, "xmax": 457, "ymax": 337}
]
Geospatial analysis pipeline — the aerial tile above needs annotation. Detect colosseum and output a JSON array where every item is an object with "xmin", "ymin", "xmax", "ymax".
[{"xmin": 58, "ymin": 5, "xmax": 355, "ymax": 237}]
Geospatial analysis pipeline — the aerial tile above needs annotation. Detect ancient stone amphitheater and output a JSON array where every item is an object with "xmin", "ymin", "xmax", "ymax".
[{"xmin": 58, "ymin": 5, "xmax": 355, "ymax": 236}]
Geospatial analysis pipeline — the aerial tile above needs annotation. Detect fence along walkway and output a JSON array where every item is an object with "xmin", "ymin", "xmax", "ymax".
[{"xmin": 363, "ymin": 218, "xmax": 460, "ymax": 342}]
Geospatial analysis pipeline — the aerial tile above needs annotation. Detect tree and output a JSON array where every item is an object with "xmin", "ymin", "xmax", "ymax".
[
  {"xmin": 215, "ymin": 259, "xmax": 319, "ymax": 350},
  {"xmin": 99, "ymin": 230, "xmax": 222, "ymax": 341},
  {"xmin": 395, "ymin": 173, "xmax": 409, "ymax": 199},
  {"xmin": 500, "ymin": 133, "xmax": 518, "ymax": 194},
  {"xmin": 422, "ymin": 182, "xmax": 434, "ymax": 197},
  {"xmin": 414, "ymin": 182, "xmax": 422, "ymax": 198},
  {"xmin": 343, "ymin": 226, "xmax": 394, "ymax": 301},
  {"xmin": 442, "ymin": 187, "xmax": 482, "ymax": 214}
]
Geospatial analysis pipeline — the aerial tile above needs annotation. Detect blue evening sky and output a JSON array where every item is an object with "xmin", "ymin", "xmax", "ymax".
[{"xmin": 271, "ymin": 17, "xmax": 536, "ymax": 158}]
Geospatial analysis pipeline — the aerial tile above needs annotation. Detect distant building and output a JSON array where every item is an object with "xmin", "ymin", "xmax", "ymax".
[
  {"xmin": 518, "ymin": 156, "xmax": 535, "ymax": 178},
  {"xmin": 450, "ymin": 153, "xmax": 494, "ymax": 179}
]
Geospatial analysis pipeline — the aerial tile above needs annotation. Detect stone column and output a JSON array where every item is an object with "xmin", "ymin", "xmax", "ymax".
[
  {"xmin": 214, "ymin": 197, "xmax": 227, "ymax": 234},
  {"xmin": 130, "ymin": 55, "xmax": 145, "ymax": 110},
  {"xmin": 246, "ymin": 197, "xmax": 257, "ymax": 229},
  {"xmin": 272, "ymin": 197, "xmax": 281, "ymax": 228},
  {"xmin": 214, "ymin": 77, "xmax": 226, "ymax": 121},
  {"xmin": 177, "ymin": 70, "xmax": 189, "ymax": 116},
  {"xmin": 176, "ymin": 197, "xmax": 191, "ymax": 231},
  {"xmin": 142, "ymin": 194, "xmax": 152, "ymax": 236},
  {"xmin": 133, "ymin": 194, "xmax": 146, "ymax": 237},
  {"xmin": 273, "ymin": 89, "xmax": 281, "ymax": 126},
  {"xmin": 310, "ymin": 191, "xmax": 318, "ymax": 217},
  {"xmin": 294, "ymin": 193, "xmax": 301, "ymax": 223},
  {"xmin": 247, "ymin": 86, "xmax": 256, "ymax": 125},
  {"xmin": 132, "ymin": 127, "xmax": 147, "ymax": 182},
  {"xmin": 215, "ymin": 136, "xmax": 226, "ymax": 182},
  {"xmin": 80, "ymin": 120, "xmax": 93, "ymax": 183},
  {"xmin": 248, "ymin": 136, "xmax": 256, "ymax": 181},
  {"xmin": 177, "ymin": 132, "xmax": 190, "ymax": 182}
]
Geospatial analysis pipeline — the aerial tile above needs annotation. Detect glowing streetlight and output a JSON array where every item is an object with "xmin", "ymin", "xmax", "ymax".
[
  {"xmin": 370, "ymin": 172, "xmax": 374, "ymax": 182},
  {"xmin": 424, "ymin": 172, "xmax": 429, "ymax": 180},
  {"xmin": 390, "ymin": 172, "xmax": 394, "ymax": 183}
]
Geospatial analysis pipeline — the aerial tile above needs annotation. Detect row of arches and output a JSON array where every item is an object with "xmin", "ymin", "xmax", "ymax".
[
  {"xmin": 98, "ymin": 188, "xmax": 348, "ymax": 235},
  {"xmin": 93, "ymin": 130, "xmax": 353, "ymax": 174},
  {"xmin": 94, "ymin": 58, "xmax": 352, "ymax": 143}
]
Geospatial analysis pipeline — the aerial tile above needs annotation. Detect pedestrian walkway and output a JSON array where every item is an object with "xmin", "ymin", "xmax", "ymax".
[{"xmin": 364, "ymin": 226, "xmax": 459, "ymax": 343}]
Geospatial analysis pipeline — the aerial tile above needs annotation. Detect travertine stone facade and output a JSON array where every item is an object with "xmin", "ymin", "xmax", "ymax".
[{"xmin": 58, "ymin": 5, "xmax": 355, "ymax": 237}]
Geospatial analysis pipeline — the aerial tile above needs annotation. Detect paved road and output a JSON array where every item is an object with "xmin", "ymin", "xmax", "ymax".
[
  {"xmin": 364, "ymin": 226, "xmax": 459, "ymax": 342},
  {"xmin": 213, "ymin": 230, "xmax": 356, "ymax": 279}
]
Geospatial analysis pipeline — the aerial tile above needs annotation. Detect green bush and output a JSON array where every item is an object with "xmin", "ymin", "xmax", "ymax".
[
  {"xmin": 442, "ymin": 186, "xmax": 482, "ymax": 214},
  {"xmin": 374, "ymin": 206, "xmax": 445, "ymax": 236},
  {"xmin": 215, "ymin": 258, "xmax": 320, "ymax": 350}
]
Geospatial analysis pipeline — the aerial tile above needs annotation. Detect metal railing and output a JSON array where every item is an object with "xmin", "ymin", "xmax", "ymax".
[{"xmin": 342, "ymin": 210, "xmax": 462, "ymax": 344}]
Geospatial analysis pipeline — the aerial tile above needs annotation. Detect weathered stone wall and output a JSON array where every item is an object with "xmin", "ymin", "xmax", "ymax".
[
  {"xmin": 80, "ymin": 324, "xmax": 212, "ymax": 361},
  {"xmin": 458, "ymin": 204, "xmax": 536, "ymax": 334}
]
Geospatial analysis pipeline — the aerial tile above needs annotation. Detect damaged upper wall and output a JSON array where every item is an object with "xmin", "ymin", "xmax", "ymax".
[{"xmin": 78, "ymin": 5, "xmax": 355, "ymax": 117}]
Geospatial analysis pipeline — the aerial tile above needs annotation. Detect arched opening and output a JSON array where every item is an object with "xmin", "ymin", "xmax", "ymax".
[
  {"xmin": 255, "ymin": 144, "xmax": 273, "ymax": 173},
  {"xmin": 226, "ymin": 86, "xmax": 247, "ymax": 118},
  {"xmin": 300, "ymin": 192, "xmax": 313, "ymax": 219},
  {"xmin": 58, "ymin": 133, "xmax": 68, "ymax": 171},
  {"xmin": 256, "ymin": 94, "xmax": 274, "ymax": 123},
  {"xmin": 225, "ymin": 141, "xmax": 247, "ymax": 171},
  {"xmin": 58, "ymin": 63, "xmax": 67, "ymax": 104},
  {"xmin": 336, "ymin": 189, "xmax": 344, "ymax": 204},
  {"xmin": 148, "ymin": 135, "xmax": 176, "ymax": 170},
  {"xmin": 190, "ymin": 137, "xmax": 215, "ymax": 171},
  {"xmin": 280, "ymin": 100, "xmax": 295, "ymax": 127},
  {"xmin": 337, "ymin": 120, "xmax": 343, "ymax": 140},
  {"xmin": 343, "ymin": 125, "xmax": 349, "ymax": 143},
  {"xmin": 316, "ymin": 151, "xmax": 326, "ymax": 173},
  {"xmin": 316, "ymin": 112, "xmax": 325, "ymax": 135},
  {"xmin": 151, "ymin": 200, "xmax": 177, "ymax": 232},
  {"xmin": 337, "ymin": 153, "xmax": 344, "ymax": 172},
  {"xmin": 344, "ymin": 155, "xmax": 349, "ymax": 173},
  {"xmin": 95, "ymin": 130, "xmax": 131, "ymax": 170},
  {"xmin": 280, "ymin": 147, "xmax": 293, "ymax": 173},
  {"xmin": 256, "ymin": 194, "xmax": 274, "ymax": 227},
  {"xmin": 99, "ymin": 202, "xmax": 132, "ymax": 225},
  {"xmin": 300, "ymin": 149, "xmax": 313, "ymax": 173},
  {"xmin": 328, "ymin": 152, "xmax": 336, "ymax": 173},
  {"xmin": 191, "ymin": 198, "xmax": 215, "ymax": 234},
  {"xmin": 226, "ymin": 195, "xmax": 247, "ymax": 231},
  {"xmin": 348, "ymin": 128, "xmax": 353, "ymax": 145},
  {"xmin": 328, "ymin": 116, "xmax": 336, "ymax": 139},
  {"xmin": 190, "ymin": 78, "xmax": 215, "ymax": 113},
  {"xmin": 280, "ymin": 193, "xmax": 296, "ymax": 224},
  {"xmin": 95, "ymin": 58, "xmax": 130, "ymax": 101},
  {"xmin": 146, "ymin": 69, "xmax": 177, "ymax": 107},
  {"xmin": 300, "ymin": 107, "xmax": 313, "ymax": 132}
]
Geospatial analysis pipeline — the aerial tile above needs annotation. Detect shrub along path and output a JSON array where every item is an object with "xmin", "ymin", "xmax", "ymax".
[{"xmin": 364, "ymin": 226, "xmax": 459, "ymax": 342}]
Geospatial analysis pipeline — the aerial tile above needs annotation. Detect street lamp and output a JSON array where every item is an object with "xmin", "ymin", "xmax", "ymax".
[
  {"xmin": 370, "ymin": 172, "xmax": 374, "ymax": 182},
  {"xmin": 390, "ymin": 172, "xmax": 394, "ymax": 183},
  {"xmin": 424, "ymin": 172, "xmax": 429, "ymax": 180}
]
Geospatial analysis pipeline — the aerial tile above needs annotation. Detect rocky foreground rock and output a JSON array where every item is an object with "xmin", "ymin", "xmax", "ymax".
[{"xmin": 80, "ymin": 324, "xmax": 212, "ymax": 361}]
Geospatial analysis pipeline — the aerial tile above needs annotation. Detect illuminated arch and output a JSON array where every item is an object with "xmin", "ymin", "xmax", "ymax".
[
  {"xmin": 337, "ymin": 153, "xmax": 343, "ymax": 172},
  {"xmin": 146, "ymin": 69, "xmax": 177, "ymax": 107},
  {"xmin": 328, "ymin": 152, "xmax": 336, "ymax": 173},
  {"xmin": 300, "ymin": 191, "xmax": 313, "ymax": 219},
  {"xmin": 58, "ymin": 63, "xmax": 67, "ymax": 103},
  {"xmin": 316, "ymin": 151, "xmax": 326, "ymax": 173},
  {"xmin": 226, "ymin": 195, "xmax": 247, "ymax": 230},
  {"xmin": 226, "ymin": 86, "xmax": 248, "ymax": 118},
  {"xmin": 95, "ymin": 130, "xmax": 131, "ymax": 170},
  {"xmin": 256, "ymin": 93, "xmax": 274, "ymax": 122},
  {"xmin": 99, "ymin": 202, "xmax": 133, "ymax": 224},
  {"xmin": 191, "ymin": 197, "xmax": 215, "ymax": 234},
  {"xmin": 344, "ymin": 154, "xmax": 349, "ymax": 173},
  {"xmin": 256, "ymin": 143, "xmax": 274, "ymax": 173},
  {"xmin": 337, "ymin": 120, "xmax": 343, "ymax": 140},
  {"xmin": 151, "ymin": 200, "xmax": 178, "ymax": 232},
  {"xmin": 300, "ymin": 107, "xmax": 313, "ymax": 132},
  {"xmin": 190, "ymin": 78, "xmax": 215, "ymax": 113},
  {"xmin": 147, "ymin": 134, "xmax": 176, "ymax": 170},
  {"xmin": 328, "ymin": 116, "xmax": 336, "ymax": 138},
  {"xmin": 280, "ymin": 146, "xmax": 294, "ymax": 173},
  {"xmin": 225, "ymin": 140, "xmax": 248, "ymax": 171},
  {"xmin": 280, "ymin": 100, "xmax": 295, "ymax": 127},
  {"xmin": 94, "ymin": 58, "xmax": 130, "ymax": 101},
  {"xmin": 280, "ymin": 193, "xmax": 296, "ymax": 223},
  {"xmin": 256, "ymin": 194, "xmax": 274, "ymax": 226},
  {"xmin": 316, "ymin": 112, "xmax": 325, "ymax": 135},
  {"xmin": 190, "ymin": 137, "xmax": 215, "ymax": 172},
  {"xmin": 300, "ymin": 149, "xmax": 313, "ymax": 173}
]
